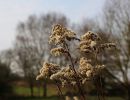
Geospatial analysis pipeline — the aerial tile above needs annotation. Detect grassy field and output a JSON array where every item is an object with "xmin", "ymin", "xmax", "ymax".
[
  {"xmin": 12, "ymin": 85, "xmax": 123, "ymax": 100},
  {"xmin": 12, "ymin": 96, "xmax": 123, "ymax": 100},
  {"xmin": 11, "ymin": 96, "xmax": 59, "ymax": 100},
  {"xmin": 13, "ymin": 85, "xmax": 58, "ymax": 96}
]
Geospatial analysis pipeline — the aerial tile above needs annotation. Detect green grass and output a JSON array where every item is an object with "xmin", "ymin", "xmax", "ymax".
[
  {"xmin": 88, "ymin": 96, "xmax": 123, "ymax": 100},
  {"xmin": 13, "ymin": 96, "xmax": 123, "ymax": 100},
  {"xmin": 13, "ymin": 85, "xmax": 123, "ymax": 100},
  {"xmin": 13, "ymin": 84, "xmax": 60, "ymax": 96},
  {"xmin": 26, "ymin": 97, "xmax": 58, "ymax": 100},
  {"xmin": 12, "ymin": 96, "xmax": 59, "ymax": 100}
]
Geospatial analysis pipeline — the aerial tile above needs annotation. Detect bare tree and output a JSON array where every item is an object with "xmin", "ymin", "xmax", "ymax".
[
  {"xmin": 14, "ymin": 12, "xmax": 69, "ymax": 97},
  {"xmin": 100, "ymin": 0, "xmax": 130, "ymax": 99}
]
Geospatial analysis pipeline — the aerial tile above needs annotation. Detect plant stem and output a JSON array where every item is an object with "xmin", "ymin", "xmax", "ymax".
[
  {"xmin": 95, "ymin": 53, "xmax": 102, "ymax": 100},
  {"xmin": 55, "ymin": 80, "xmax": 65, "ymax": 100},
  {"xmin": 99, "ymin": 76, "xmax": 105, "ymax": 100},
  {"xmin": 64, "ymin": 42, "xmax": 86, "ymax": 100}
]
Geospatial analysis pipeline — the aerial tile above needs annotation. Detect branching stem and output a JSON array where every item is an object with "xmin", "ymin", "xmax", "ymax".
[
  {"xmin": 64, "ymin": 42, "xmax": 86, "ymax": 100},
  {"xmin": 55, "ymin": 80, "xmax": 65, "ymax": 100}
]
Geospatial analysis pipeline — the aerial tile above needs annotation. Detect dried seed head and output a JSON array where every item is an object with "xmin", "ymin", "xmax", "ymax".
[
  {"xmin": 79, "ymin": 40, "xmax": 97, "ymax": 53},
  {"xmin": 79, "ymin": 57, "xmax": 91, "ymax": 66},
  {"xmin": 36, "ymin": 62, "xmax": 60, "ymax": 80},
  {"xmin": 73, "ymin": 96, "xmax": 79, "ymax": 100},
  {"xmin": 81, "ymin": 31, "xmax": 100, "ymax": 41},
  {"xmin": 50, "ymin": 47, "xmax": 67, "ymax": 56},
  {"xmin": 79, "ymin": 40, "xmax": 92, "ymax": 47},
  {"xmin": 98, "ymin": 43, "xmax": 116, "ymax": 53},
  {"xmin": 49, "ymin": 33, "xmax": 65, "ymax": 45},
  {"xmin": 78, "ymin": 57, "xmax": 105, "ymax": 80},
  {"xmin": 86, "ymin": 70, "xmax": 93, "ymax": 77},
  {"xmin": 93, "ymin": 65, "xmax": 105, "ymax": 75},
  {"xmin": 64, "ymin": 29, "xmax": 76, "ymax": 38},
  {"xmin": 80, "ymin": 45, "xmax": 93, "ymax": 53},
  {"xmin": 52, "ymin": 24, "xmax": 65, "ymax": 35},
  {"xmin": 49, "ymin": 24, "xmax": 65, "ymax": 44},
  {"xmin": 78, "ymin": 57, "xmax": 93, "ymax": 76},
  {"xmin": 49, "ymin": 24, "xmax": 77, "ymax": 44},
  {"xmin": 81, "ymin": 78, "xmax": 87, "ymax": 84},
  {"xmin": 90, "ymin": 41, "xmax": 97, "ymax": 47},
  {"xmin": 50, "ymin": 65, "xmax": 77, "ymax": 87}
]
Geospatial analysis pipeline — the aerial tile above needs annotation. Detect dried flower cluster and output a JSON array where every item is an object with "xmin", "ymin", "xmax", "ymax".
[
  {"xmin": 77, "ymin": 57, "xmax": 105, "ymax": 84},
  {"xmin": 36, "ymin": 62, "xmax": 60, "ymax": 80},
  {"xmin": 36, "ymin": 24, "xmax": 116, "ymax": 99},
  {"xmin": 79, "ymin": 31, "xmax": 116, "ymax": 54},
  {"xmin": 50, "ymin": 65, "xmax": 77, "ymax": 87},
  {"xmin": 50, "ymin": 47, "xmax": 68, "ymax": 56},
  {"xmin": 79, "ymin": 31, "xmax": 99, "ymax": 53},
  {"xmin": 49, "ymin": 24, "xmax": 76, "ymax": 44}
]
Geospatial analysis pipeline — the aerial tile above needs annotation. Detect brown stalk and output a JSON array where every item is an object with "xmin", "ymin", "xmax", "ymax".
[
  {"xmin": 55, "ymin": 80, "xmax": 65, "ymax": 100},
  {"xmin": 95, "ymin": 79, "xmax": 101, "ymax": 100},
  {"xmin": 95, "ymin": 54, "xmax": 105, "ymax": 100},
  {"xmin": 95, "ymin": 52, "xmax": 104, "ymax": 100},
  {"xmin": 100, "ymin": 76, "xmax": 105, "ymax": 100},
  {"xmin": 64, "ymin": 42, "xmax": 86, "ymax": 100}
]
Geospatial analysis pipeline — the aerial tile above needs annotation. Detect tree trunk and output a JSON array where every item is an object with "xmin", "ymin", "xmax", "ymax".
[
  {"xmin": 38, "ymin": 82, "xmax": 41, "ymax": 97},
  {"xmin": 36, "ymin": 81, "xmax": 41, "ymax": 97},
  {"xmin": 29, "ymin": 82, "xmax": 34, "ymax": 97},
  {"xmin": 43, "ymin": 81, "xmax": 47, "ymax": 97},
  {"xmin": 127, "ymin": 84, "xmax": 130, "ymax": 100}
]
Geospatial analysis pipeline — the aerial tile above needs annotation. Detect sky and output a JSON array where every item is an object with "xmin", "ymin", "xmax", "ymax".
[{"xmin": 0, "ymin": 0, "xmax": 106, "ymax": 51}]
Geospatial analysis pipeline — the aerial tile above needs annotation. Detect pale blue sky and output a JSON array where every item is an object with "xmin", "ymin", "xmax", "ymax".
[{"xmin": 0, "ymin": 0, "xmax": 105, "ymax": 50}]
